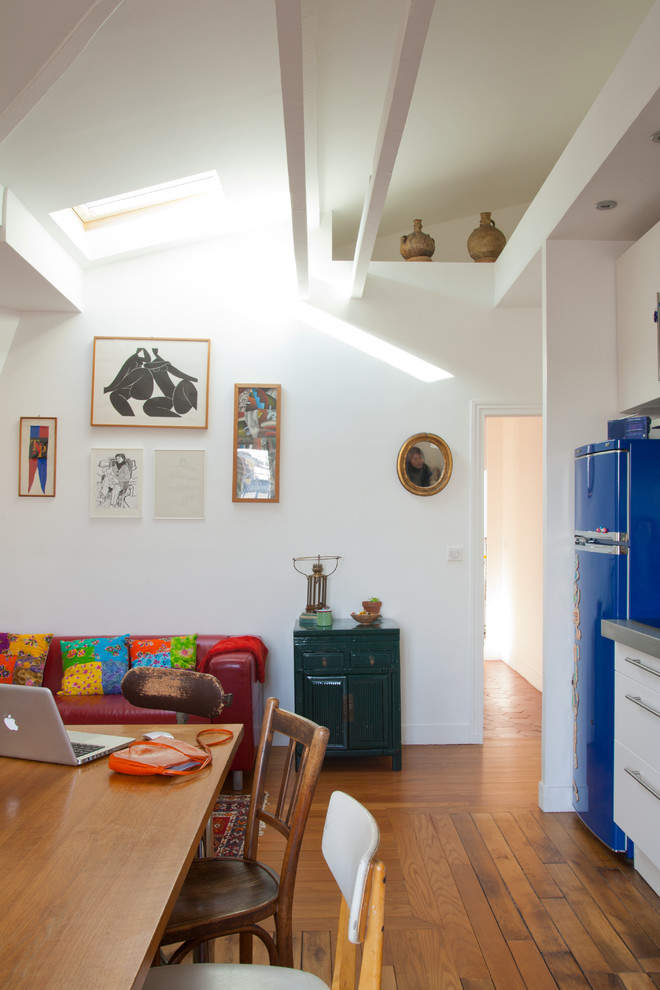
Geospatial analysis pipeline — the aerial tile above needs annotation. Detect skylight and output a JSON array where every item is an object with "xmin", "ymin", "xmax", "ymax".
[
  {"xmin": 50, "ymin": 171, "xmax": 224, "ymax": 261},
  {"xmin": 72, "ymin": 172, "xmax": 220, "ymax": 224}
]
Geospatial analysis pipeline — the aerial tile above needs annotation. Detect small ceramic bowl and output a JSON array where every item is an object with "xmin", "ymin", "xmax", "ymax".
[{"xmin": 351, "ymin": 611, "xmax": 381, "ymax": 624}]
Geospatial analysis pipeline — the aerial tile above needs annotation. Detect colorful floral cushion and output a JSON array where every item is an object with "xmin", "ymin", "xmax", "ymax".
[
  {"xmin": 0, "ymin": 632, "xmax": 52, "ymax": 687},
  {"xmin": 129, "ymin": 635, "xmax": 198, "ymax": 670},
  {"xmin": 59, "ymin": 635, "xmax": 129, "ymax": 696}
]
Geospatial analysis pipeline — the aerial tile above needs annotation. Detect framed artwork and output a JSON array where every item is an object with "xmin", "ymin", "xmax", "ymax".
[
  {"xmin": 154, "ymin": 449, "xmax": 206, "ymax": 519},
  {"xmin": 232, "ymin": 384, "xmax": 281, "ymax": 502},
  {"xmin": 91, "ymin": 337, "xmax": 210, "ymax": 428},
  {"xmin": 90, "ymin": 448, "xmax": 143, "ymax": 518},
  {"xmin": 19, "ymin": 417, "xmax": 57, "ymax": 497}
]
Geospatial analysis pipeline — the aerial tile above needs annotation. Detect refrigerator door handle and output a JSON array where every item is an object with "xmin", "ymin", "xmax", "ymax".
[
  {"xmin": 586, "ymin": 451, "xmax": 594, "ymax": 496},
  {"xmin": 625, "ymin": 693, "xmax": 660, "ymax": 719},
  {"xmin": 574, "ymin": 540, "xmax": 627, "ymax": 555},
  {"xmin": 575, "ymin": 530, "xmax": 628, "ymax": 544}
]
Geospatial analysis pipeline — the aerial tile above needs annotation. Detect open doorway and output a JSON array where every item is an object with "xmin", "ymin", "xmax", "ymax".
[{"xmin": 483, "ymin": 415, "xmax": 543, "ymax": 737}]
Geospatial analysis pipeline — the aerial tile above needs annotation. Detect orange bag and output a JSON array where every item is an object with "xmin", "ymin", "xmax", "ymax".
[{"xmin": 108, "ymin": 728, "xmax": 233, "ymax": 776}]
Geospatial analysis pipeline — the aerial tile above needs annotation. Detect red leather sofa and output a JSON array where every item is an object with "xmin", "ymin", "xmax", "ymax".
[{"xmin": 41, "ymin": 634, "xmax": 264, "ymax": 789}]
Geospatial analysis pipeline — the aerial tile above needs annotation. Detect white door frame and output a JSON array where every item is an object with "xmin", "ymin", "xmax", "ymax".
[{"xmin": 469, "ymin": 401, "xmax": 542, "ymax": 743}]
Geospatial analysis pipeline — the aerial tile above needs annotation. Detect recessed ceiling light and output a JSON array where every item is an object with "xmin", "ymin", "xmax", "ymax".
[
  {"xmin": 595, "ymin": 200, "xmax": 617, "ymax": 210},
  {"xmin": 650, "ymin": 131, "xmax": 660, "ymax": 143}
]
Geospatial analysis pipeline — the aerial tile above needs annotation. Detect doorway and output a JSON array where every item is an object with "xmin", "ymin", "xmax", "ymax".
[{"xmin": 483, "ymin": 415, "xmax": 543, "ymax": 735}]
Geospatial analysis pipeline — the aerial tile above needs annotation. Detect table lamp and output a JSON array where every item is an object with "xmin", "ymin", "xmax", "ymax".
[{"xmin": 293, "ymin": 555, "xmax": 341, "ymax": 625}]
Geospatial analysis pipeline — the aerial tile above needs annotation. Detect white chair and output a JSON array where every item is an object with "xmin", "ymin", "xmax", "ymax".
[{"xmin": 144, "ymin": 790, "xmax": 385, "ymax": 989}]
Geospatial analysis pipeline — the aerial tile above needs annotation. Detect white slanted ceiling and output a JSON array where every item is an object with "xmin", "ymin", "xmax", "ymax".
[{"xmin": 0, "ymin": 0, "xmax": 658, "ymax": 310}]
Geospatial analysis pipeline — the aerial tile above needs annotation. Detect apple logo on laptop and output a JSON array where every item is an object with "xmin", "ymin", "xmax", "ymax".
[{"xmin": 3, "ymin": 714, "xmax": 18, "ymax": 731}]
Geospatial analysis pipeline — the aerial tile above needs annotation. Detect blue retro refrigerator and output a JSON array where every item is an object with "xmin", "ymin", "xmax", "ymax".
[{"xmin": 573, "ymin": 439, "xmax": 660, "ymax": 850}]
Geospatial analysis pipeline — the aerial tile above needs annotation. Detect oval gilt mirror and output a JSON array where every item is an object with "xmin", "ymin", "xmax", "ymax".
[{"xmin": 397, "ymin": 433, "xmax": 453, "ymax": 496}]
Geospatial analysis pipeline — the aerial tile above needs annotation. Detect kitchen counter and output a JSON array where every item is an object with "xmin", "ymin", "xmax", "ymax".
[{"xmin": 601, "ymin": 619, "xmax": 660, "ymax": 659}]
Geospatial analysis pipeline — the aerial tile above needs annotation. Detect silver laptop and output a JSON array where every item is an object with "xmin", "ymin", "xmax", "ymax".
[{"xmin": 0, "ymin": 684, "xmax": 135, "ymax": 766}]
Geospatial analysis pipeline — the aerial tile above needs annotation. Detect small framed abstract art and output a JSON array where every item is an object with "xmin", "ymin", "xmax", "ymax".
[
  {"xmin": 232, "ymin": 384, "xmax": 281, "ymax": 502},
  {"xmin": 91, "ymin": 336, "xmax": 210, "ymax": 428},
  {"xmin": 90, "ymin": 448, "xmax": 143, "ymax": 518},
  {"xmin": 19, "ymin": 417, "xmax": 57, "ymax": 497},
  {"xmin": 154, "ymin": 449, "xmax": 206, "ymax": 519}
]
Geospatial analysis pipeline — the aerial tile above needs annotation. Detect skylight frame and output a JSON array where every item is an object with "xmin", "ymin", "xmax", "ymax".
[{"xmin": 72, "ymin": 171, "xmax": 220, "ymax": 225}]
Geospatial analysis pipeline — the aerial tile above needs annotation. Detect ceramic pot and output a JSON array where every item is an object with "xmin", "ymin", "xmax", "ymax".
[
  {"xmin": 316, "ymin": 608, "xmax": 333, "ymax": 628},
  {"xmin": 467, "ymin": 212, "xmax": 506, "ymax": 263},
  {"xmin": 362, "ymin": 600, "xmax": 382, "ymax": 614},
  {"xmin": 400, "ymin": 219, "xmax": 435, "ymax": 262}
]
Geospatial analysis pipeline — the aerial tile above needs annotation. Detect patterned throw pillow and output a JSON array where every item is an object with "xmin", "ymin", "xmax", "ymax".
[
  {"xmin": 0, "ymin": 632, "xmax": 52, "ymax": 687},
  {"xmin": 59, "ymin": 635, "xmax": 129, "ymax": 696},
  {"xmin": 129, "ymin": 635, "xmax": 198, "ymax": 670}
]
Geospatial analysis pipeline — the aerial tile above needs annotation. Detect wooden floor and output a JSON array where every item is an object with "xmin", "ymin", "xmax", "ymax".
[{"xmin": 212, "ymin": 661, "xmax": 660, "ymax": 988}]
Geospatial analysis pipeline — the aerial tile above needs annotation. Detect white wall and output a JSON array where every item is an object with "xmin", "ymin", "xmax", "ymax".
[
  {"xmin": 540, "ymin": 239, "xmax": 624, "ymax": 810},
  {"xmin": 0, "ymin": 223, "xmax": 541, "ymax": 747},
  {"xmin": 485, "ymin": 416, "xmax": 543, "ymax": 690}
]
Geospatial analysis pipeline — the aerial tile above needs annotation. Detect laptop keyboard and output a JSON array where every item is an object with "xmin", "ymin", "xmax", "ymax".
[{"xmin": 71, "ymin": 741, "xmax": 103, "ymax": 757}]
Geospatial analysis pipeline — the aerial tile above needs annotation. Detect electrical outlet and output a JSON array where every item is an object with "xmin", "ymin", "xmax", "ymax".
[{"xmin": 447, "ymin": 546, "xmax": 463, "ymax": 562}]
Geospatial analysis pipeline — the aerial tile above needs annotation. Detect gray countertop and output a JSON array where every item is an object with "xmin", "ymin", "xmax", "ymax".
[{"xmin": 601, "ymin": 619, "xmax": 660, "ymax": 659}]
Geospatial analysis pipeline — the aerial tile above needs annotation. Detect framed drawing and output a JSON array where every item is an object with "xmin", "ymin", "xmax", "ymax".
[
  {"xmin": 154, "ymin": 449, "xmax": 206, "ymax": 519},
  {"xmin": 90, "ymin": 449, "xmax": 143, "ymax": 518},
  {"xmin": 19, "ymin": 417, "xmax": 57, "ymax": 497},
  {"xmin": 232, "ymin": 384, "xmax": 281, "ymax": 502},
  {"xmin": 91, "ymin": 337, "xmax": 210, "ymax": 428}
]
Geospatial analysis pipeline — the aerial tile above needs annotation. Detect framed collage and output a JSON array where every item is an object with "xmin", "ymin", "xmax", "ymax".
[{"xmin": 232, "ymin": 384, "xmax": 281, "ymax": 502}]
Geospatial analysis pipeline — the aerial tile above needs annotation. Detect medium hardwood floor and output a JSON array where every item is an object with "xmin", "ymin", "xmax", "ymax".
[{"xmin": 212, "ymin": 663, "xmax": 660, "ymax": 988}]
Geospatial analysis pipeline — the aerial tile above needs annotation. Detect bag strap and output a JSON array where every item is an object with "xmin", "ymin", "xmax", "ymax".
[{"xmin": 196, "ymin": 727, "xmax": 234, "ymax": 751}]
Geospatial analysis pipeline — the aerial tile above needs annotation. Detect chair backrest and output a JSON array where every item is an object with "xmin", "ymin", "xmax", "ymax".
[
  {"xmin": 121, "ymin": 666, "xmax": 232, "ymax": 720},
  {"xmin": 322, "ymin": 790, "xmax": 385, "ymax": 989},
  {"xmin": 243, "ymin": 697, "xmax": 329, "ymax": 906}
]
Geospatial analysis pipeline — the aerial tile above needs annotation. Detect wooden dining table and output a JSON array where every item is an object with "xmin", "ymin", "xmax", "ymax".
[{"xmin": 0, "ymin": 722, "xmax": 243, "ymax": 990}]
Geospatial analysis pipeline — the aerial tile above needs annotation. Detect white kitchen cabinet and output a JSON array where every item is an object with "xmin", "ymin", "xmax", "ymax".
[
  {"xmin": 615, "ymin": 219, "xmax": 660, "ymax": 416},
  {"xmin": 613, "ymin": 639, "xmax": 660, "ymax": 896}
]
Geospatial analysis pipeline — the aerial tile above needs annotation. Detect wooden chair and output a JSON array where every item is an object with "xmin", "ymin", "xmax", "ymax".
[
  {"xmin": 159, "ymin": 696, "xmax": 329, "ymax": 967},
  {"xmin": 121, "ymin": 666, "xmax": 235, "ymax": 855},
  {"xmin": 144, "ymin": 790, "xmax": 385, "ymax": 989}
]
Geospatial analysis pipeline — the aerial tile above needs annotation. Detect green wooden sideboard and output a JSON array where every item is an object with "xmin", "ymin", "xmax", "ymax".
[{"xmin": 293, "ymin": 618, "xmax": 401, "ymax": 770}]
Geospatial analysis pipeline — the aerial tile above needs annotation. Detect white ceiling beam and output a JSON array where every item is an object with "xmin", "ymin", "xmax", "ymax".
[
  {"xmin": 351, "ymin": 0, "xmax": 435, "ymax": 298},
  {"xmin": 0, "ymin": 0, "xmax": 125, "ymax": 143},
  {"xmin": 302, "ymin": 0, "xmax": 319, "ymax": 231},
  {"xmin": 275, "ymin": 0, "xmax": 309, "ymax": 298}
]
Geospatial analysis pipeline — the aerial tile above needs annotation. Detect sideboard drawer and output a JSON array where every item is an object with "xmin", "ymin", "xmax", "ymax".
[
  {"xmin": 614, "ymin": 740, "xmax": 660, "ymax": 857},
  {"xmin": 350, "ymin": 650, "xmax": 393, "ymax": 669},
  {"xmin": 302, "ymin": 651, "xmax": 345, "ymax": 672}
]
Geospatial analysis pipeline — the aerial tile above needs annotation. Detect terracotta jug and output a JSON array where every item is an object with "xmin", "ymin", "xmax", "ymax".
[
  {"xmin": 400, "ymin": 219, "xmax": 435, "ymax": 262},
  {"xmin": 467, "ymin": 212, "xmax": 506, "ymax": 263}
]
